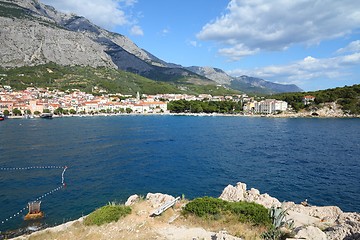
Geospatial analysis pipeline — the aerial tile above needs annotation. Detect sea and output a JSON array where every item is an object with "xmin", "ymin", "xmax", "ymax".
[{"xmin": 0, "ymin": 115, "xmax": 359, "ymax": 233}]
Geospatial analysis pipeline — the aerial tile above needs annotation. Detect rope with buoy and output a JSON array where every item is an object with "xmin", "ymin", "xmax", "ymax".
[{"xmin": 0, "ymin": 166, "xmax": 68, "ymax": 227}]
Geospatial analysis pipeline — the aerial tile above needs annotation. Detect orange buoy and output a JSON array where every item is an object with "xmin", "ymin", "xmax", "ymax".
[{"xmin": 24, "ymin": 201, "xmax": 44, "ymax": 220}]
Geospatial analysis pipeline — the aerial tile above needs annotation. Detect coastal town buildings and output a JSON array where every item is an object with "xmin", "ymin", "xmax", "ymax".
[
  {"xmin": 0, "ymin": 86, "xmax": 290, "ymax": 116},
  {"xmin": 302, "ymin": 95, "xmax": 316, "ymax": 105},
  {"xmin": 0, "ymin": 86, "xmax": 171, "ymax": 116}
]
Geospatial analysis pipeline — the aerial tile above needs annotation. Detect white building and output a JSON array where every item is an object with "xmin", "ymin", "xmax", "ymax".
[{"xmin": 254, "ymin": 99, "xmax": 288, "ymax": 114}]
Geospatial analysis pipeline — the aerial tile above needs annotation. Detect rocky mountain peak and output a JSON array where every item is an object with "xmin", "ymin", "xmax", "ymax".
[{"xmin": 0, "ymin": 0, "xmax": 302, "ymax": 94}]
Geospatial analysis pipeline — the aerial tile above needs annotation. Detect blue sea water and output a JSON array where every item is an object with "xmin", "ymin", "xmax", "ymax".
[{"xmin": 0, "ymin": 115, "xmax": 359, "ymax": 231}]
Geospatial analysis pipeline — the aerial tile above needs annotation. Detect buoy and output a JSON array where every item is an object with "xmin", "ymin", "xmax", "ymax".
[{"xmin": 24, "ymin": 201, "xmax": 44, "ymax": 221}]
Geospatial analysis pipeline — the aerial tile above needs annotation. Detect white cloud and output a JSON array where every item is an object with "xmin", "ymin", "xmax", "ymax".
[
  {"xmin": 188, "ymin": 40, "xmax": 198, "ymax": 47},
  {"xmin": 227, "ymin": 52, "xmax": 360, "ymax": 85},
  {"xmin": 120, "ymin": 0, "xmax": 137, "ymax": 6},
  {"xmin": 130, "ymin": 25, "xmax": 144, "ymax": 36},
  {"xmin": 197, "ymin": 0, "xmax": 360, "ymax": 59},
  {"xmin": 161, "ymin": 28, "xmax": 170, "ymax": 36},
  {"xmin": 218, "ymin": 44, "xmax": 259, "ymax": 61},
  {"xmin": 41, "ymin": 0, "xmax": 137, "ymax": 30},
  {"xmin": 337, "ymin": 40, "xmax": 360, "ymax": 54}
]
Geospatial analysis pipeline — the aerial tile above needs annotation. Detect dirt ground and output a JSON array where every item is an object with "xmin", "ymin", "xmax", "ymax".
[{"xmin": 13, "ymin": 199, "xmax": 263, "ymax": 240}]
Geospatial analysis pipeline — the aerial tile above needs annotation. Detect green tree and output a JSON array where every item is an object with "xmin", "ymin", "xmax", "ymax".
[
  {"xmin": 12, "ymin": 108, "xmax": 22, "ymax": 116},
  {"xmin": 126, "ymin": 108, "xmax": 132, "ymax": 114},
  {"xmin": 34, "ymin": 111, "xmax": 41, "ymax": 115},
  {"xmin": 43, "ymin": 109, "xmax": 50, "ymax": 113},
  {"xmin": 53, "ymin": 107, "xmax": 64, "ymax": 115},
  {"xmin": 69, "ymin": 109, "xmax": 76, "ymax": 114},
  {"xmin": 3, "ymin": 110, "xmax": 10, "ymax": 116}
]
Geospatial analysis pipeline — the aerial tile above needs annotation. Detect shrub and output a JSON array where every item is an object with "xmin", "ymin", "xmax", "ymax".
[
  {"xmin": 84, "ymin": 204, "xmax": 131, "ymax": 226},
  {"xmin": 183, "ymin": 197, "xmax": 271, "ymax": 226},
  {"xmin": 183, "ymin": 197, "xmax": 227, "ymax": 218},
  {"xmin": 228, "ymin": 201, "xmax": 271, "ymax": 226}
]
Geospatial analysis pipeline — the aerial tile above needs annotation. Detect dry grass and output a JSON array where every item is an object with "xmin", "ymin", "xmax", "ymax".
[
  {"xmin": 15, "ymin": 199, "xmax": 265, "ymax": 240},
  {"xmin": 174, "ymin": 214, "xmax": 266, "ymax": 240}
]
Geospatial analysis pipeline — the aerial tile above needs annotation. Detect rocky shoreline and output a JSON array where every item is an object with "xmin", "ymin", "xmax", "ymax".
[
  {"xmin": 5, "ymin": 182, "xmax": 359, "ymax": 240},
  {"xmin": 219, "ymin": 182, "xmax": 360, "ymax": 240}
]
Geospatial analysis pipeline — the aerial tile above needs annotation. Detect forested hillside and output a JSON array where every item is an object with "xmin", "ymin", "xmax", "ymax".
[
  {"xmin": 272, "ymin": 84, "xmax": 360, "ymax": 114},
  {"xmin": 0, "ymin": 63, "xmax": 239, "ymax": 96}
]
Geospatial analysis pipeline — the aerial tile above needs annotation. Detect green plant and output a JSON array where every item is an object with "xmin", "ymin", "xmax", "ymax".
[
  {"xmin": 183, "ymin": 197, "xmax": 271, "ymax": 226},
  {"xmin": 228, "ymin": 201, "xmax": 271, "ymax": 226},
  {"xmin": 261, "ymin": 207, "xmax": 294, "ymax": 240},
  {"xmin": 183, "ymin": 197, "xmax": 226, "ymax": 218},
  {"xmin": 83, "ymin": 204, "xmax": 131, "ymax": 226}
]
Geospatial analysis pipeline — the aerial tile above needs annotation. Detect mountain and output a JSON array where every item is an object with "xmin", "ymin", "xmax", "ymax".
[
  {"xmin": 0, "ymin": 0, "xmax": 302, "ymax": 94},
  {"xmin": 0, "ymin": 0, "xmax": 208, "ymax": 83},
  {"xmin": 186, "ymin": 66, "xmax": 233, "ymax": 85},
  {"xmin": 187, "ymin": 66, "xmax": 303, "ymax": 94},
  {"xmin": 230, "ymin": 75, "xmax": 303, "ymax": 94}
]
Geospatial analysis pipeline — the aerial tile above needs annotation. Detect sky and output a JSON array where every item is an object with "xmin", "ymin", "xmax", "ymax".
[{"xmin": 40, "ymin": 0, "xmax": 360, "ymax": 91}]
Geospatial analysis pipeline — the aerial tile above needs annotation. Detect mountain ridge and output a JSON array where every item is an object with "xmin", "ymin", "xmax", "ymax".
[
  {"xmin": 187, "ymin": 66, "xmax": 303, "ymax": 94},
  {"xmin": 0, "ymin": 0, "xmax": 302, "ymax": 94}
]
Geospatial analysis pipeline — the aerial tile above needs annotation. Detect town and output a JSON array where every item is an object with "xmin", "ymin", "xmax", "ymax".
[{"xmin": 0, "ymin": 85, "xmax": 297, "ymax": 118}]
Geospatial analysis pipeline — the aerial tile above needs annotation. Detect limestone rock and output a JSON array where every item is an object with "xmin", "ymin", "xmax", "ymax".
[
  {"xmin": 247, "ymin": 192, "xmax": 281, "ymax": 209},
  {"xmin": 286, "ymin": 210, "xmax": 323, "ymax": 228},
  {"xmin": 146, "ymin": 193, "xmax": 175, "ymax": 208},
  {"xmin": 219, "ymin": 182, "xmax": 281, "ymax": 208},
  {"xmin": 294, "ymin": 226, "xmax": 327, "ymax": 240},
  {"xmin": 219, "ymin": 182, "xmax": 246, "ymax": 202},
  {"xmin": 125, "ymin": 194, "xmax": 140, "ymax": 206},
  {"xmin": 212, "ymin": 230, "xmax": 243, "ymax": 240},
  {"xmin": 283, "ymin": 203, "xmax": 343, "ymax": 224},
  {"xmin": 0, "ymin": 17, "xmax": 116, "ymax": 68},
  {"xmin": 325, "ymin": 212, "xmax": 360, "ymax": 240},
  {"xmin": 186, "ymin": 66, "xmax": 233, "ymax": 85}
]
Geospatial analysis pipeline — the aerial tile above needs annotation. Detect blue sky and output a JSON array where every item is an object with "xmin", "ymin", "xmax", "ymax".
[{"xmin": 41, "ymin": 0, "xmax": 360, "ymax": 91}]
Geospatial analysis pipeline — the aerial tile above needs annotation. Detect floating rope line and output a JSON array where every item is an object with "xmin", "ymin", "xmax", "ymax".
[
  {"xmin": 0, "ymin": 166, "xmax": 64, "ymax": 171},
  {"xmin": 0, "ymin": 166, "xmax": 68, "ymax": 226},
  {"xmin": 61, "ymin": 166, "xmax": 68, "ymax": 186}
]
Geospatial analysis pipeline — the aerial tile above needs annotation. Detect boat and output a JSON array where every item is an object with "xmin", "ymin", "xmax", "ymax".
[
  {"xmin": 0, "ymin": 114, "xmax": 5, "ymax": 121},
  {"xmin": 24, "ymin": 201, "xmax": 44, "ymax": 220},
  {"xmin": 40, "ymin": 113, "xmax": 53, "ymax": 119}
]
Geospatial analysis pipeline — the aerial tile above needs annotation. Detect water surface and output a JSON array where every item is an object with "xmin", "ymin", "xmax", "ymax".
[{"xmin": 0, "ymin": 116, "xmax": 359, "ymax": 231}]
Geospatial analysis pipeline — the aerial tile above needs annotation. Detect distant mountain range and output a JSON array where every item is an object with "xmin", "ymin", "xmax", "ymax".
[
  {"xmin": 0, "ymin": 0, "xmax": 302, "ymax": 94},
  {"xmin": 187, "ymin": 66, "xmax": 303, "ymax": 94}
]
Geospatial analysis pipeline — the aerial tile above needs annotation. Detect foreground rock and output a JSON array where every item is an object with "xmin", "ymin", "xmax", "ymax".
[
  {"xmin": 220, "ymin": 182, "xmax": 360, "ymax": 240},
  {"xmin": 324, "ymin": 212, "xmax": 360, "ymax": 240},
  {"xmin": 10, "ymin": 183, "xmax": 360, "ymax": 240},
  {"xmin": 146, "ymin": 193, "xmax": 175, "ymax": 208},
  {"xmin": 220, "ymin": 182, "xmax": 281, "ymax": 208},
  {"xmin": 294, "ymin": 225, "xmax": 327, "ymax": 240}
]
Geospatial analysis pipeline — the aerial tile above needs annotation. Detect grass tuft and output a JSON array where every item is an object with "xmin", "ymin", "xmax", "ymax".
[{"xmin": 84, "ymin": 204, "xmax": 131, "ymax": 226}]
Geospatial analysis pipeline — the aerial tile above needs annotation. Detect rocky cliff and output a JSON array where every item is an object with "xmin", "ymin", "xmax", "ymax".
[{"xmin": 0, "ymin": 0, "xmax": 203, "ymax": 83}]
